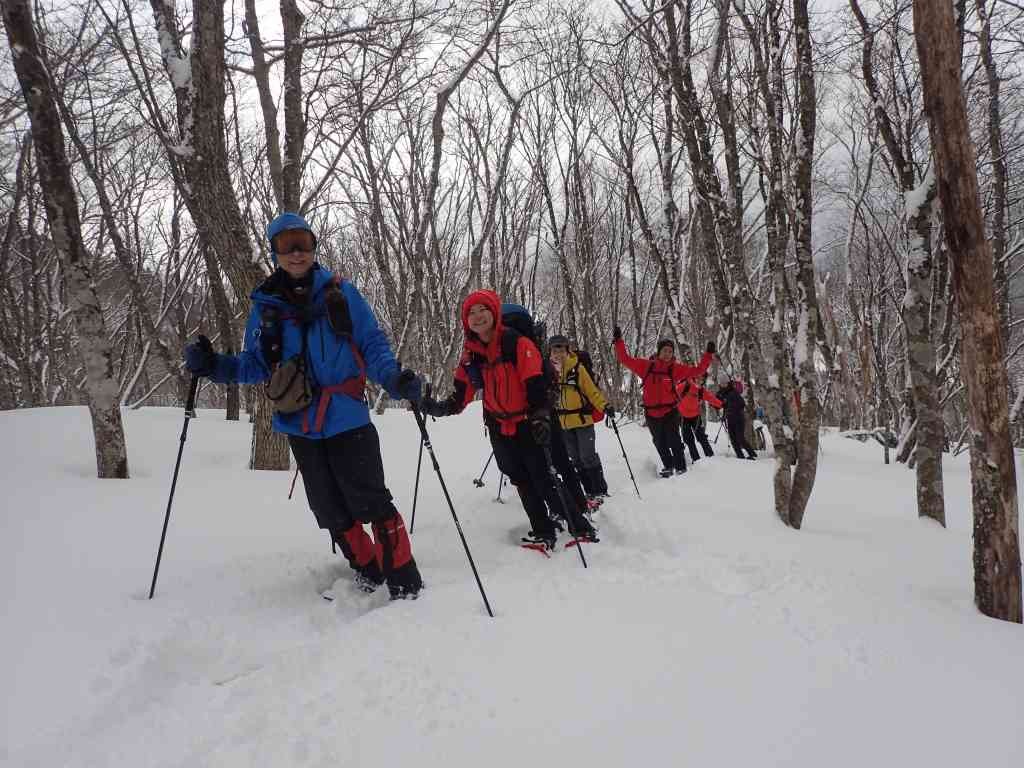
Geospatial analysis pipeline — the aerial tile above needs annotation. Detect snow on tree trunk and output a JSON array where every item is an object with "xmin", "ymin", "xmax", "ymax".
[
  {"xmin": 3, "ymin": 0, "xmax": 128, "ymax": 478},
  {"xmin": 903, "ymin": 176, "xmax": 946, "ymax": 526},
  {"xmin": 851, "ymin": 0, "xmax": 945, "ymax": 525},
  {"xmin": 786, "ymin": 0, "xmax": 823, "ymax": 530},
  {"xmin": 912, "ymin": 0, "xmax": 1022, "ymax": 623}
]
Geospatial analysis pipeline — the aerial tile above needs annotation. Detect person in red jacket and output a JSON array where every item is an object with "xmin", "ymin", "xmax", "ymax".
[
  {"xmin": 422, "ymin": 290, "xmax": 597, "ymax": 549},
  {"xmin": 675, "ymin": 374, "xmax": 722, "ymax": 462},
  {"xmin": 613, "ymin": 326, "xmax": 714, "ymax": 476}
]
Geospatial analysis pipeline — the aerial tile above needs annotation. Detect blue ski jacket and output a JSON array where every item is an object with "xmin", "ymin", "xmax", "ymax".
[{"xmin": 208, "ymin": 265, "xmax": 401, "ymax": 439}]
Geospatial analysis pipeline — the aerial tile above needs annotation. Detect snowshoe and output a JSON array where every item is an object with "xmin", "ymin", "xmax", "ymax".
[
  {"xmin": 565, "ymin": 531, "xmax": 600, "ymax": 548},
  {"xmin": 520, "ymin": 532, "xmax": 557, "ymax": 557},
  {"xmin": 659, "ymin": 467, "xmax": 673, "ymax": 478}
]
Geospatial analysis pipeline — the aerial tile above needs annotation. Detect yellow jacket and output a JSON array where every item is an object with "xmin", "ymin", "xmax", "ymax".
[{"xmin": 554, "ymin": 353, "xmax": 608, "ymax": 429}]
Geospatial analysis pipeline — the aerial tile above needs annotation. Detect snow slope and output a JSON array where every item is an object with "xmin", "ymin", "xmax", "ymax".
[{"xmin": 2, "ymin": 404, "xmax": 1022, "ymax": 768}]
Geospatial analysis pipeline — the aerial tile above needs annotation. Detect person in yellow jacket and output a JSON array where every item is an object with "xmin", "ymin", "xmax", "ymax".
[{"xmin": 548, "ymin": 335, "xmax": 612, "ymax": 499}]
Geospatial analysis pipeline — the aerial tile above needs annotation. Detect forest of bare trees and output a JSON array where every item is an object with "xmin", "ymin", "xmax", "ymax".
[{"xmin": 2, "ymin": 0, "xmax": 1021, "ymax": 619}]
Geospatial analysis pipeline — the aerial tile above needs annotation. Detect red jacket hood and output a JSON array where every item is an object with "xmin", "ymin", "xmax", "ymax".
[{"xmin": 461, "ymin": 289, "xmax": 504, "ymax": 359}]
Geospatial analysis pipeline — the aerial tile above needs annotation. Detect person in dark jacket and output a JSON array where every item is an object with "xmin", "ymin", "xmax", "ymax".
[
  {"xmin": 420, "ymin": 290, "xmax": 597, "ymax": 549},
  {"xmin": 184, "ymin": 212, "xmax": 425, "ymax": 599},
  {"xmin": 613, "ymin": 327, "xmax": 714, "ymax": 476},
  {"xmin": 716, "ymin": 372, "xmax": 757, "ymax": 460}
]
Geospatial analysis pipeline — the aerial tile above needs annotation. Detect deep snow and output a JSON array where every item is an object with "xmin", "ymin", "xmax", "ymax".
[{"xmin": 2, "ymin": 404, "xmax": 1022, "ymax": 767}]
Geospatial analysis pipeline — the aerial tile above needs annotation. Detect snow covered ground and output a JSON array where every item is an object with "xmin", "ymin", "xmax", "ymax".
[{"xmin": 2, "ymin": 404, "xmax": 1022, "ymax": 767}]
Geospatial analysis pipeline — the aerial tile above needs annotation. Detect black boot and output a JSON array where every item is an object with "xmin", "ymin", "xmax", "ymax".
[
  {"xmin": 587, "ymin": 465, "xmax": 609, "ymax": 496},
  {"xmin": 331, "ymin": 527, "xmax": 385, "ymax": 593}
]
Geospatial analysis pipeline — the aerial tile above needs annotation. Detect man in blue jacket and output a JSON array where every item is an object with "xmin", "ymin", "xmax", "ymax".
[{"xmin": 184, "ymin": 213, "xmax": 424, "ymax": 599}]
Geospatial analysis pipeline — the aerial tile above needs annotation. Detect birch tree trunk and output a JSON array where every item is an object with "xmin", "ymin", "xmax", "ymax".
[
  {"xmin": 3, "ymin": 0, "xmax": 129, "ymax": 478},
  {"xmin": 787, "ymin": 0, "xmax": 823, "ymax": 529},
  {"xmin": 912, "ymin": 0, "xmax": 1021, "ymax": 622},
  {"xmin": 850, "ymin": 0, "xmax": 945, "ymax": 526},
  {"xmin": 150, "ymin": 0, "xmax": 281, "ymax": 468}
]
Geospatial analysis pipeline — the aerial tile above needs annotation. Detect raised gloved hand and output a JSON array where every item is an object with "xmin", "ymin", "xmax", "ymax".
[
  {"xmin": 184, "ymin": 335, "xmax": 216, "ymax": 377},
  {"xmin": 529, "ymin": 414, "xmax": 551, "ymax": 446},
  {"xmin": 612, "ymin": 325, "xmax": 623, "ymax": 342},
  {"xmin": 386, "ymin": 367, "xmax": 423, "ymax": 404},
  {"xmin": 706, "ymin": 341, "xmax": 716, "ymax": 355},
  {"xmin": 603, "ymin": 405, "xmax": 616, "ymax": 420}
]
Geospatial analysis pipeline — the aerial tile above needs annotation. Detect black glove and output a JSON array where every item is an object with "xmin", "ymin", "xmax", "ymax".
[
  {"xmin": 386, "ymin": 368, "xmax": 423, "ymax": 404},
  {"xmin": 183, "ymin": 335, "xmax": 216, "ymax": 377},
  {"xmin": 420, "ymin": 395, "xmax": 448, "ymax": 418},
  {"xmin": 324, "ymin": 286, "xmax": 352, "ymax": 336},
  {"xmin": 603, "ymin": 405, "xmax": 616, "ymax": 420},
  {"xmin": 529, "ymin": 415, "xmax": 551, "ymax": 446},
  {"xmin": 706, "ymin": 341, "xmax": 716, "ymax": 355},
  {"xmin": 613, "ymin": 325, "xmax": 623, "ymax": 342}
]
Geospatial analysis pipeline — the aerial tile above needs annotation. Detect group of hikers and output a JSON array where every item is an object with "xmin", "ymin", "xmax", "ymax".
[{"xmin": 183, "ymin": 213, "xmax": 759, "ymax": 602}]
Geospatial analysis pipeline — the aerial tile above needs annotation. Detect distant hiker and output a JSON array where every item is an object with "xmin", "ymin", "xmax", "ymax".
[
  {"xmin": 716, "ymin": 372, "xmax": 757, "ymax": 460},
  {"xmin": 549, "ymin": 335, "xmax": 612, "ymax": 499},
  {"xmin": 675, "ymin": 373, "xmax": 722, "ymax": 462},
  {"xmin": 613, "ymin": 326, "xmax": 713, "ymax": 477},
  {"xmin": 183, "ymin": 212, "xmax": 424, "ymax": 599},
  {"xmin": 421, "ymin": 291, "xmax": 597, "ymax": 550}
]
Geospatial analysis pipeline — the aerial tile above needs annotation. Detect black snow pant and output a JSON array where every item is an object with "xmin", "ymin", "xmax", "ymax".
[
  {"xmin": 289, "ymin": 424, "xmax": 422, "ymax": 598},
  {"xmin": 681, "ymin": 416, "xmax": 714, "ymax": 461},
  {"xmin": 725, "ymin": 414, "xmax": 758, "ymax": 459},
  {"xmin": 646, "ymin": 410, "xmax": 687, "ymax": 472},
  {"xmin": 490, "ymin": 419, "xmax": 594, "ymax": 540},
  {"xmin": 549, "ymin": 417, "xmax": 597, "ymax": 535},
  {"xmin": 560, "ymin": 423, "xmax": 609, "ymax": 495}
]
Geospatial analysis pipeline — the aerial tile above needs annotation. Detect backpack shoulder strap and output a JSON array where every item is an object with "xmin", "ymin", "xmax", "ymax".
[
  {"xmin": 499, "ymin": 328, "xmax": 521, "ymax": 364},
  {"xmin": 259, "ymin": 305, "xmax": 284, "ymax": 369}
]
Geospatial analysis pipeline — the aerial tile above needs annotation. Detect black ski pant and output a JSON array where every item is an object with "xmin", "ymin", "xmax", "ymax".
[
  {"xmin": 289, "ymin": 424, "xmax": 421, "ymax": 596},
  {"xmin": 549, "ymin": 418, "xmax": 596, "ymax": 534},
  {"xmin": 681, "ymin": 416, "xmax": 714, "ymax": 460},
  {"xmin": 725, "ymin": 414, "xmax": 758, "ymax": 459},
  {"xmin": 560, "ymin": 424, "xmax": 609, "ymax": 495},
  {"xmin": 490, "ymin": 420, "xmax": 593, "ymax": 539},
  {"xmin": 646, "ymin": 410, "xmax": 687, "ymax": 471}
]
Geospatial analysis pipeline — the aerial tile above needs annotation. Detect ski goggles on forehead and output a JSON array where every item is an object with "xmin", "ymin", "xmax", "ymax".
[{"xmin": 272, "ymin": 229, "xmax": 317, "ymax": 255}]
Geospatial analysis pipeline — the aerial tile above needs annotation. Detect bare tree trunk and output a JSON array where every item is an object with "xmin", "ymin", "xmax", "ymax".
[
  {"xmin": 904, "ymin": 181, "xmax": 946, "ymax": 526},
  {"xmin": 3, "ymin": 0, "xmax": 128, "ymax": 478},
  {"xmin": 912, "ymin": 0, "xmax": 1021, "ymax": 623},
  {"xmin": 202, "ymin": 247, "xmax": 240, "ymax": 420},
  {"xmin": 975, "ymin": 0, "xmax": 1009, "ymax": 346},
  {"xmin": 149, "ymin": 0, "xmax": 279, "ymax": 467},
  {"xmin": 850, "ymin": 0, "xmax": 945, "ymax": 525},
  {"xmin": 786, "ymin": 0, "xmax": 823, "ymax": 530},
  {"xmin": 242, "ymin": 0, "xmax": 284, "ymax": 211}
]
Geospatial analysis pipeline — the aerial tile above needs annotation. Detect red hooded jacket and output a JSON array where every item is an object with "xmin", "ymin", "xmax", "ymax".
[
  {"xmin": 675, "ymin": 378, "xmax": 723, "ymax": 419},
  {"xmin": 614, "ymin": 339, "xmax": 712, "ymax": 418},
  {"xmin": 446, "ymin": 289, "xmax": 545, "ymax": 436}
]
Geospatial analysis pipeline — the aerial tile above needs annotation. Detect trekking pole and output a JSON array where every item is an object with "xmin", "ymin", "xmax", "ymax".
[
  {"xmin": 148, "ymin": 374, "xmax": 200, "ymax": 599},
  {"xmin": 410, "ymin": 433, "xmax": 425, "ymax": 534},
  {"xmin": 473, "ymin": 451, "xmax": 494, "ymax": 488},
  {"xmin": 608, "ymin": 416, "xmax": 641, "ymax": 499},
  {"xmin": 542, "ymin": 447, "xmax": 587, "ymax": 568},
  {"xmin": 714, "ymin": 419, "xmax": 724, "ymax": 444},
  {"xmin": 410, "ymin": 403, "xmax": 494, "ymax": 617},
  {"xmin": 288, "ymin": 466, "xmax": 300, "ymax": 499},
  {"xmin": 496, "ymin": 472, "xmax": 506, "ymax": 503},
  {"xmin": 410, "ymin": 384, "xmax": 436, "ymax": 534}
]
